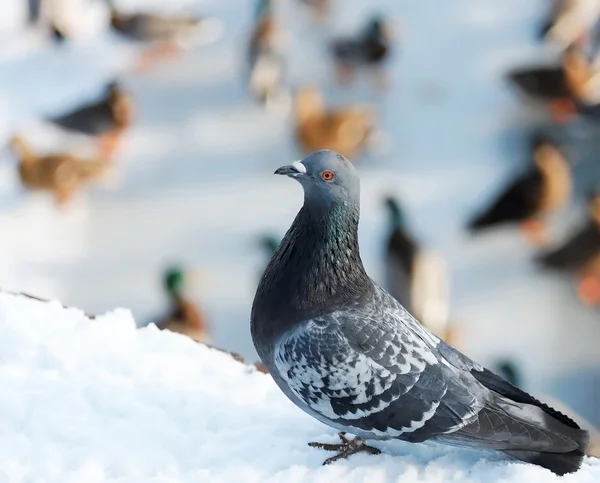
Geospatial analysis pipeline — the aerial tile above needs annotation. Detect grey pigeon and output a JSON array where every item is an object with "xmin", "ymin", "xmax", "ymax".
[{"xmin": 251, "ymin": 150, "xmax": 589, "ymax": 475}]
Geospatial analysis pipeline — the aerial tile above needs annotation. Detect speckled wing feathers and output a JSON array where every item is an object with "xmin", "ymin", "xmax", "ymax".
[{"xmin": 274, "ymin": 285, "xmax": 482, "ymax": 441}]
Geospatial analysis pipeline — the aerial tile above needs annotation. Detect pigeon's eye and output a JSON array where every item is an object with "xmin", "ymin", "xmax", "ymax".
[{"xmin": 321, "ymin": 171, "xmax": 335, "ymax": 181}]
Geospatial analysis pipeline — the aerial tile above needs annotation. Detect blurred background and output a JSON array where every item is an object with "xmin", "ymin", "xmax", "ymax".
[{"xmin": 1, "ymin": 0, "xmax": 599, "ymax": 435}]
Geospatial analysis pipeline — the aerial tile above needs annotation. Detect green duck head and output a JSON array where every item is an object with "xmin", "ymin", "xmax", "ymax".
[
  {"xmin": 164, "ymin": 266, "xmax": 185, "ymax": 296},
  {"xmin": 495, "ymin": 360, "xmax": 522, "ymax": 388},
  {"xmin": 384, "ymin": 196, "xmax": 406, "ymax": 228}
]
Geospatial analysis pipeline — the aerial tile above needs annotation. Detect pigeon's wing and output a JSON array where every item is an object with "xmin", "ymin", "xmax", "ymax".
[{"xmin": 274, "ymin": 287, "xmax": 485, "ymax": 443}]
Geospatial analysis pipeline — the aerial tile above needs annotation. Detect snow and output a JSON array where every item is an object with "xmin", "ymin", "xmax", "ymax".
[{"xmin": 0, "ymin": 291, "xmax": 598, "ymax": 482}]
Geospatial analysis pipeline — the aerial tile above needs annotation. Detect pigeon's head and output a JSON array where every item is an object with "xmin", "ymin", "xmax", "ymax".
[{"xmin": 275, "ymin": 150, "xmax": 359, "ymax": 208}]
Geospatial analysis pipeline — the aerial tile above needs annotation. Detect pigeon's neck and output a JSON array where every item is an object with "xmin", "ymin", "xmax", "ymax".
[{"xmin": 252, "ymin": 200, "xmax": 372, "ymax": 342}]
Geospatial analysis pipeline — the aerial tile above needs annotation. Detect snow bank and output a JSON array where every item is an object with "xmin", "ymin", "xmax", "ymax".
[{"xmin": 0, "ymin": 292, "xmax": 598, "ymax": 482}]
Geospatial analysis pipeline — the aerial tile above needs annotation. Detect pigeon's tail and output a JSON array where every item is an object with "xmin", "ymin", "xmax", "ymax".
[
  {"xmin": 501, "ymin": 406, "xmax": 589, "ymax": 476},
  {"xmin": 454, "ymin": 368, "xmax": 591, "ymax": 475},
  {"xmin": 503, "ymin": 445, "xmax": 587, "ymax": 476}
]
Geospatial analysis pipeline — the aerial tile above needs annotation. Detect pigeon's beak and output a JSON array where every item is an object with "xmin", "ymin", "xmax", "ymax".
[{"xmin": 274, "ymin": 161, "xmax": 307, "ymax": 177}]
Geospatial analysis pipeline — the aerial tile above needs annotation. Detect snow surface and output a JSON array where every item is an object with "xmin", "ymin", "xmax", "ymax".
[
  {"xmin": 0, "ymin": 292, "xmax": 598, "ymax": 483},
  {"xmin": 1, "ymin": 0, "xmax": 600, "ymax": 462}
]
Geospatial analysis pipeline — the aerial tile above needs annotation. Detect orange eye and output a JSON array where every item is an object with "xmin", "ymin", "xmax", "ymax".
[{"xmin": 321, "ymin": 170, "xmax": 335, "ymax": 181}]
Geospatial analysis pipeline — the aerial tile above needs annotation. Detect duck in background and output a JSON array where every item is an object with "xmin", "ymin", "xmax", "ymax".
[
  {"xmin": 156, "ymin": 266, "xmax": 210, "ymax": 343},
  {"xmin": 468, "ymin": 132, "xmax": 572, "ymax": 246},
  {"xmin": 495, "ymin": 359, "xmax": 600, "ymax": 458},
  {"xmin": 537, "ymin": 190, "xmax": 600, "ymax": 306},
  {"xmin": 247, "ymin": 0, "xmax": 288, "ymax": 111},
  {"xmin": 507, "ymin": 46, "xmax": 600, "ymax": 123},
  {"xmin": 105, "ymin": 0, "xmax": 219, "ymax": 72},
  {"xmin": 330, "ymin": 15, "xmax": 394, "ymax": 90},
  {"xmin": 539, "ymin": 0, "xmax": 600, "ymax": 51},
  {"xmin": 47, "ymin": 81, "xmax": 133, "ymax": 161},
  {"xmin": 9, "ymin": 136, "xmax": 108, "ymax": 206},
  {"xmin": 383, "ymin": 196, "xmax": 458, "ymax": 345},
  {"xmin": 294, "ymin": 86, "xmax": 376, "ymax": 159}
]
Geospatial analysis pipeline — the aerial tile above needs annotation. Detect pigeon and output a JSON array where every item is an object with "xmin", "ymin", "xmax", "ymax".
[{"xmin": 251, "ymin": 150, "xmax": 589, "ymax": 475}]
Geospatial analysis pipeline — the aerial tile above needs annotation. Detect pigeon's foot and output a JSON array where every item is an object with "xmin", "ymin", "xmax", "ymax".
[{"xmin": 308, "ymin": 432, "xmax": 381, "ymax": 465}]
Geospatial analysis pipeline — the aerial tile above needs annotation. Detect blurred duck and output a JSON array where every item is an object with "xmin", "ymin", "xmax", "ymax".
[
  {"xmin": 537, "ymin": 191, "xmax": 600, "ymax": 305},
  {"xmin": 331, "ymin": 15, "xmax": 394, "ymax": 89},
  {"xmin": 468, "ymin": 132, "xmax": 572, "ymax": 246},
  {"xmin": 294, "ymin": 86, "xmax": 376, "ymax": 159},
  {"xmin": 247, "ymin": 0, "xmax": 287, "ymax": 109},
  {"xmin": 507, "ymin": 46, "xmax": 600, "ymax": 122},
  {"xmin": 47, "ymin": 81, "xmax": 133, "ymax": 161},
  {"xmin": 105, "ymin": 0, "xmax": 215, "ymax": 71},
  {"xmin": 10, "ymin": 136, "xmax": 107, "ymax": 206},
  {"xmin": 384, "ymin": 197, "xmax": 456, "ymax": 344},
  {"xmin": 157, "ymin": 267, "xmax": 209, "ymax": 343},
  {"xmin": 495, "ymin": 359, "xmax": 600, "ymax": 458},
  {"xmin": 539, "ymin": 0, "xmax": 600, "ymax": 50}
]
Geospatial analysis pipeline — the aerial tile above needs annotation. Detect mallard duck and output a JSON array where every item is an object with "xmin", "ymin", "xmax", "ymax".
[
  {"xmin": 10, "ymin": 136, "xmax": 107, "ymax": 206},
  {"xmin": 47, "ymin": 81, "xmax": 133, "ymax": 161},
  {"xmin": 247, "ymin": 0, "xmax": 287, "ymax": 108},
  {"xmin": 294, "ymin": 86, "xmax": 376, "ymax": 159},
  {"xmin": 156, "ymin": 267, "xmax": 209, "ymax": 343},
  {"xmin": 507, "ymin": 46, "xmax": 599, "ymax": 122},
  {"xmin": 537, "ymin": 192, "xmax": 600, "ymax": 305},
  {"xmin": 539, "ymin": 0, "xmax": 600, "ymax": 49},
  {"xmin": 105, "ymin": 0, "xmax": 213, "ymax": 71},
  {"xmin": 468, "ymin": 132, "xmax": 572, "ymax": 246},
  {"xmin": 384, "ymin": 196, "xmax": 452, "ymax": 343},
  {"xmin": 331, "ymin": 16, "xmax": 393, "ymax": 88}
]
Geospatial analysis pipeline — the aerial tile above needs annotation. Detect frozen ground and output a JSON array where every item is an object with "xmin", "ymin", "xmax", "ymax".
[
  {"xmin": 0, "ymin": 0, "xmax": 599, "ymax": 441},
  {"xmin": 0, "ymin": 292, "xmax": 598, "ymax": 482}
]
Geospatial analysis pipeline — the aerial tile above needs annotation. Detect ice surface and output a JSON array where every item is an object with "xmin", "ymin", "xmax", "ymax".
[{"xmin": 0, "ymin": 292, "xmax": 597, "ymax": 482}]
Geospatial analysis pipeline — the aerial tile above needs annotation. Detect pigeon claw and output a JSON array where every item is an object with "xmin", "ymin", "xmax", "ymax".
[{"xmin": 308, "ymin": 432, "xmax": 381, "ymax": 465}]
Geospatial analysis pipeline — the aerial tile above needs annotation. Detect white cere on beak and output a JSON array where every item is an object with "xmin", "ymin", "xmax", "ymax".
[{"xmin": 292, "ymin": 161, "xmax": 307, "ymax": 174}]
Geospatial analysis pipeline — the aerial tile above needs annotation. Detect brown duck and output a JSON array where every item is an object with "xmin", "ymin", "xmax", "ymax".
[
  {"xmin": 105, "ymin": 0, "xmax": 213, "ymax": 72},
  {"xmin": 508, "ymin": 46, "xmax": 599, "ymax": 122},
  {"xmin": 10, "ymin": 136, "xmax": 107, "ymax": 206},
  {"xmin": 538, "ymin": 191, "xmax": 600, "ymax": 305},
  {"xmin": 468, "ymin": 132, "xmax": 572, "ymax": 246},
  {"xmin": 47, "ymin": 81, "xmax": 133, "ymax": 161},
  {"xmin": 294, "ymin": 86, "xmax": 376, "ymax": 160},
  {"xmin": 157, "ymin": 267, "xmax": 210, "ymax": 343},
  {"xmin": 247, "ymin": 0, "xmax": 285, "ymax": 106}
]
